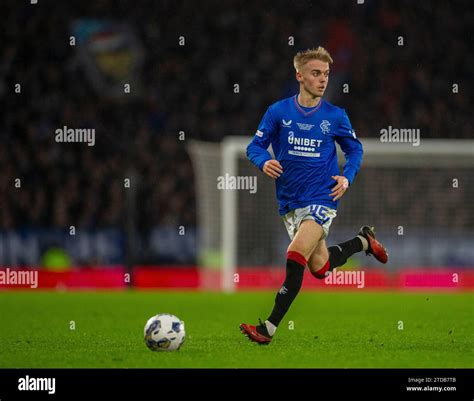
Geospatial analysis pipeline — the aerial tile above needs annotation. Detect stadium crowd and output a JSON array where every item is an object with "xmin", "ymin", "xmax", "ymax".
[{"xmin": 0, "ymin": 0, "xmax": 472, "ymax": 239}]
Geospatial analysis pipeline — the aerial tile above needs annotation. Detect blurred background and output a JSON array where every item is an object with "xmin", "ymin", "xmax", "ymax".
[{"xmin": 0, "ymin": 0, "xmax": 472, "ymax": 290}]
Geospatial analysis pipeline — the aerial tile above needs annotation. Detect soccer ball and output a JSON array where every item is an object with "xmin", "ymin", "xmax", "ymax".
[{"xmin": 144, "ymin": 313, "xmax": 185, "ymax": 351}]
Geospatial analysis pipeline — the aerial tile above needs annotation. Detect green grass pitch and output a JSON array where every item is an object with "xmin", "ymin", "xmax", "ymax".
[{"xmin": 0, "ymin": 291, "xmax": 472, "ymax": 368}]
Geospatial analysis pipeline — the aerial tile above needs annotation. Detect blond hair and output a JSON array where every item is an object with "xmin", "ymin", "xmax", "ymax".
[{"xmin": 293, "ymin": 47, "xmax": 333, "ymax": 71}]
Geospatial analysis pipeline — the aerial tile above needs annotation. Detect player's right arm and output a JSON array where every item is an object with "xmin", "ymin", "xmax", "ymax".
[{"xmin": 246, "ymin": 106, "xmax": 283, "ymax": 179}]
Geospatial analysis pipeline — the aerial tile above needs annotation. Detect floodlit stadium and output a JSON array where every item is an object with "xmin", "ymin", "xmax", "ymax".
[{"xmin": 0, "ymin": 0, "xmax": 472, "ymax": 379}]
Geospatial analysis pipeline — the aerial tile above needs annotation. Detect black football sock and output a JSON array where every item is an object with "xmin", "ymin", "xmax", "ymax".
[
  {"xmin": 267, "ymin": 251, "xmax": 306, "ymax": 328},
  {"xmin": 312, "ymin": 237, "xmax": 364, "ymax": 279},
  {"xmin": 328, "ymin": 237, "xmax": 364, "ymax": 269}
]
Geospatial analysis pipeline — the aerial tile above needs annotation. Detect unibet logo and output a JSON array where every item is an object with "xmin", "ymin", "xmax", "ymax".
[{"xmin": 288, "ymin": 132, "xmax": 322, "ymax": 147}]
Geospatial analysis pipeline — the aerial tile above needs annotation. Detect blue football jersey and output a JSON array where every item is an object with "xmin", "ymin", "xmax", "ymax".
[{"xmin": 247, "ymin": 95, "xmax": 363, "ymax": 215}]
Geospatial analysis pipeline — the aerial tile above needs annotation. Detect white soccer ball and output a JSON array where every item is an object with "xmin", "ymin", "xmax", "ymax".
[{"xmin": 144, "ymin": 314, "xmax": 185, "ymax": 352}]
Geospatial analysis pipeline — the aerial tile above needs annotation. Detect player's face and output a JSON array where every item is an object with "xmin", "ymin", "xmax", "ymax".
[{"xmin": 297, "ymin": 59, "xmax": 330, "ymax": 98}]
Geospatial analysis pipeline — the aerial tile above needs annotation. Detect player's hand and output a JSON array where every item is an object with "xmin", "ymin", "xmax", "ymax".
[
  {"xmin": 263, "ymin": 159, "xmax": 283, "ymax": 179},
  {"xmin": 330, "ymin": 175, "xmax": 349, "ymax": 201}
]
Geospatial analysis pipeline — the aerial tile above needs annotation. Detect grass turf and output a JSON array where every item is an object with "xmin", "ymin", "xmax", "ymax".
[{"xmin": 0, "ymin": 291, "xmax": 472, "ymax": 368}]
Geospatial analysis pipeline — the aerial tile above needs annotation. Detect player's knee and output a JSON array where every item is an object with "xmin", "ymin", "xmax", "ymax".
[{"xmin": 287, "ymin": 244, "xmax": 311, "ymax": 261}]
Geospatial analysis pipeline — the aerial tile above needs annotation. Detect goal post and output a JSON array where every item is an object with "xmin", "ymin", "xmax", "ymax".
[
  {"xmin": 221, "ymin": 137, "xmax": 240, "ymax": 292},
  {"xmin": 189, "ymin": 138, "xmax": 474, "ymax": 292},
  {"xmin": 221, "ymin": 137, "xmax": 277, "ymax": 292}
]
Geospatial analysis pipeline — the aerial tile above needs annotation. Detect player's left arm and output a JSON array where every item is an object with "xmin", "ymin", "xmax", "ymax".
[{"xmin": 331, "ymin": 109, "xmax": 364, "ymax": 201}]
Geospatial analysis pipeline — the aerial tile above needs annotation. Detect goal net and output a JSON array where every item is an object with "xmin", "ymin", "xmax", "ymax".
[{"xmin": 188, "ymin": 138, "xmax": 474, "ymax": 292}]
